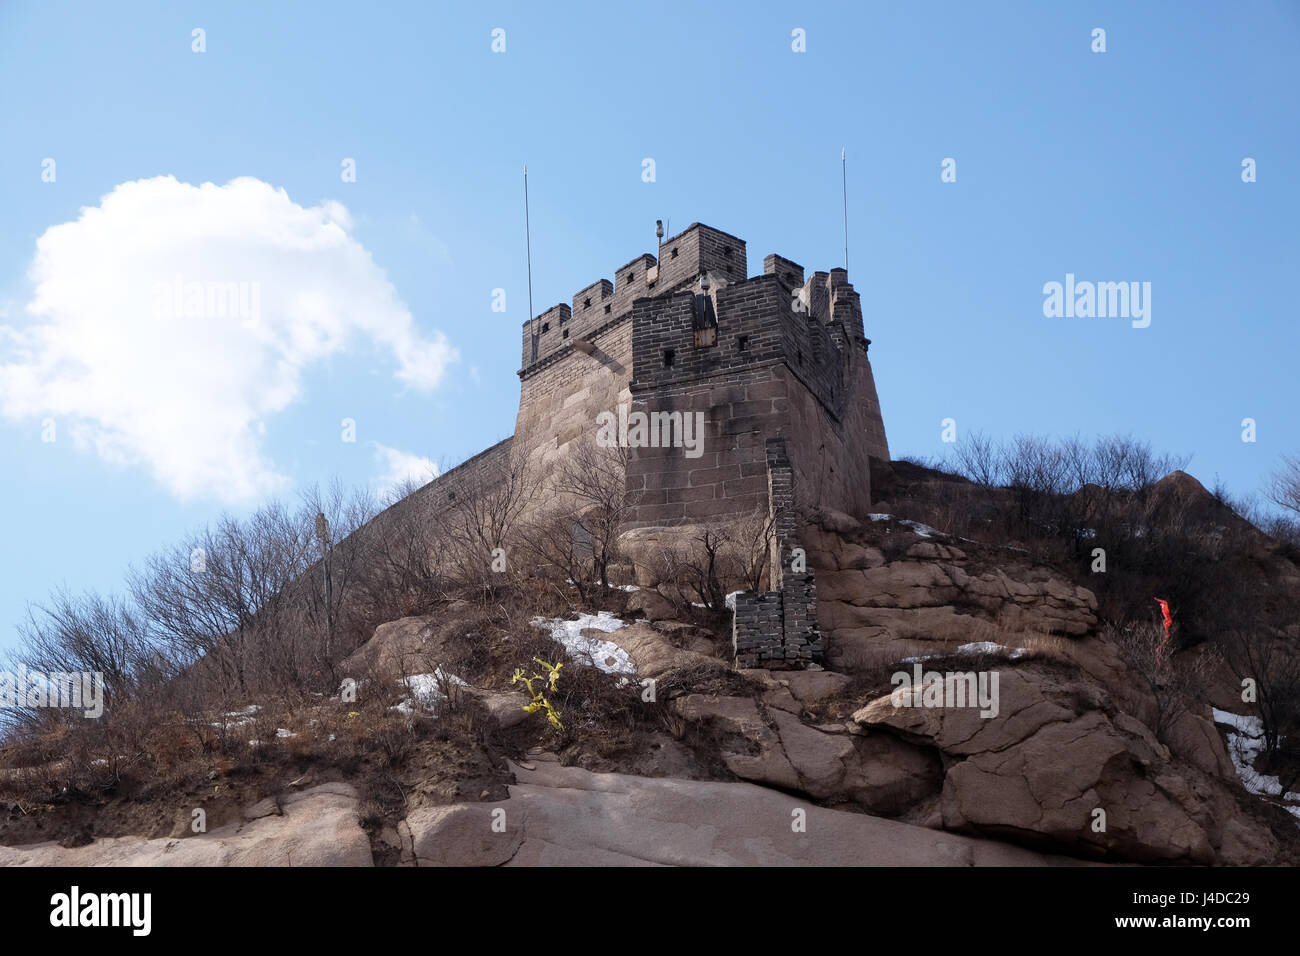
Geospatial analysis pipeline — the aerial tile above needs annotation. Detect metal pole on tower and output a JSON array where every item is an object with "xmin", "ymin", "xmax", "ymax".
[
  {"xmin": 524, "ymin": 164, "xmax": 536, "ymax": 362},
  {"xmin": 841, "ymin": 147, "xmax": 849, "ymax": 273}
]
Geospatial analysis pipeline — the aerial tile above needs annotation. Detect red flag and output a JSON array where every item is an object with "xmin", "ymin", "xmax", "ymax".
[{"xmin": 1154, "ymin": 598, "xmax": 1173, "ymax": 666}]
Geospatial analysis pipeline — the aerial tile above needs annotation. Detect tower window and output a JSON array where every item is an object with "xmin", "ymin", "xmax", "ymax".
[
  {"xmin": 627, "ymin": 270, "xmax": 635, "ymax": 283},
  {"xmin": 541, "ymin": 322, "xmax": 550, "ymax": 333},
  {"xmin": 723, "ymin": 245, "xmax": 733, "ymax": 258},
  {"xmin": 671, "ymin": 247, "xmax": 678, "ymax": 259},
  {"xmin": 604, "ymin": 304, "xmax": 611, "ymax": 314},
  {"xmin": 737, "ymin": 335, "xmax": 749, "ymax": 351},
  {"xmin": 562, "ymin": 329, "xmax": 569, "ymax": 339},
  {"xmin": 663, "ymin": 348, "xmax": 675, "ymax": 368},
  {"xmin": 584, "ymin": 297, "xmax": 591, "ymax": 308}
]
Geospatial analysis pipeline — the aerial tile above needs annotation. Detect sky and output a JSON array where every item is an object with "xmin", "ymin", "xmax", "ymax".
[{"xmin": 0, "ymin": 0, "xmax": 1297, "ymax": 654}]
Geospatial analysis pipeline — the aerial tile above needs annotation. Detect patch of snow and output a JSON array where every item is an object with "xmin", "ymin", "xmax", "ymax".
[
  {"xmin": 275, "ymin": 728, "xmax": 295, "ymax": 739},
  {"xmin": 957, "ymin": 641, "xmax": 1027, "ymax": 660},
  {"xmin": 390, "ymin": 668, "xmax": 469, "ymax": 714},
  {"xmin": 901, "ymin": 520, "xmax": 941, "ymax": 539},
  {"xmin": 333, "ymin": 678, "xmax": 367, "ymax": 700},
  {"xmin": 725, "ymin": 591, "xmax": 741, "ymax": 613},
  {"xmin": 532, "ymin": 611, "xmax": 635, "ymax": 675},
  {"xmin": 565, "ymin": 578, "xmax": 639, "ymax": 592},
  {"xmin": 1213, "ymin": 707, "xmax": 1300, "ymax": 804},
  {"xmin": 867, "ymin": 513, "xmax": 941, "ymax": 539},
  {"xmin": 211, "ymin": 703, "xmax": 262, "ymax": 728},
  {"xmin": 901, "ymin": 642, "xmax": 1026, "ymax": 664}
]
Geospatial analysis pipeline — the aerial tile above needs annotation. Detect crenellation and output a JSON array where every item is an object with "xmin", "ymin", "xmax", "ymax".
[
  {"xmin": 763, "ymin": 254, "xmax": 805, "ymax": 292},
  {"xmin": 655, "ymin": 223, "xmax": 748, "ymax": 294},
  {"xmin": 805, "ymin": 271, "xmax": 831, "ymax": 322},
  {"xmin": 571, "ymin": 278, "xmax": 614, "ymax": 323}
]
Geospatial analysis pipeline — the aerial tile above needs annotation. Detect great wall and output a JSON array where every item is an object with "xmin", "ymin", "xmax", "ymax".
[{"xmin": 389, "ymin": 221, "xmax": 891, "ymax": 669}]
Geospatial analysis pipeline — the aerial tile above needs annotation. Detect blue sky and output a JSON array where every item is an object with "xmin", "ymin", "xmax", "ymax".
[{"xmin": 1, "ymin": 0, "xmax": 1297, "ymax": 653}]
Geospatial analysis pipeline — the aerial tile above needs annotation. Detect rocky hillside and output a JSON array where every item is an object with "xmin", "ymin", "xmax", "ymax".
[{"xmin": 2, "ymin": 459, "xmax": 1298, "ymax": 866}]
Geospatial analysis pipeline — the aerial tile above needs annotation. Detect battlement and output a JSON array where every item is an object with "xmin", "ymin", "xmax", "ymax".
[{"xmin": 520, "ymin": 223, "xmax": 748, "ymax": 373}]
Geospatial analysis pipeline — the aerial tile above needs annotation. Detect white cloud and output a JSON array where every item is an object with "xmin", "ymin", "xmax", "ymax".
[
  {"xmin": 372, "ymin": 442, "xmax": 439, "ymax": 498},
  {"xmin": 0, "ymin": 175, "xmax": 458, "ymax": 502}
]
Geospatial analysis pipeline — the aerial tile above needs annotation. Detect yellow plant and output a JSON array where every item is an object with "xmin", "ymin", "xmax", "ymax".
[{"xmin": 510, "ymin": 658, "xmax": 564, "ymax": 732}]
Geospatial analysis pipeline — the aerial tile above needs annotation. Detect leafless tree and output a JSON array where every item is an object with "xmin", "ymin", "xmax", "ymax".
[
  {"xmin": 553, "ymin": 442, "xmax": 632, "ymax": 591},
  {"xmin": 437, "ymin": 452, "xmax": 539, "ymax": 601},
  {"xmin": 1268, "ymin": 454, "xmax": 1300, "ymax": 518},
  {"xmin": 648, "ymin": 518, "xmax": 770, "ymax": 613},
  {"xmin": 1218, "ymin": 580, "xmax": 1300, "ymax": 762},
  {"xmin": 1109, "ymin": 620, "xmax": 1212, "ymax": 744},
  {"xmin": 952, "ymin": 429, "xmax": 1004, "ymax": 487},
  {"xmin": 515, "ymin": 505, "xmax": 595, "ymax": 606}
]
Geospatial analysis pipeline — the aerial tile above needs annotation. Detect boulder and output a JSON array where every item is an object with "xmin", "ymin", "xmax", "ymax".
[
  {"xmin": 852, "ymin": 667, "xmax": 1278, "ymax": 863},
  {"xmin": 0, "ymin": 783, "xmax": 372, "ymax": 867},
  {"xmin": 466, "ymin": 688, "xmax": 534, "ymax": 729},
  {"xmin": 625, "ymin": 589, "xmax": 679, "ymax": 623},
  {"xmin": 668, "ymin": 693, "xmax": 941, "ymax": 814},
  {"xmin": 604, "ymin": 623, "xmax": 727, "ymax": 679},
  {"xmin": 340, "ymin": 616, "xmax": 445, "ymax": 682},
  {"xmin": 402, "ymin": 761, "xmax": 1091, "ymax": 866}
]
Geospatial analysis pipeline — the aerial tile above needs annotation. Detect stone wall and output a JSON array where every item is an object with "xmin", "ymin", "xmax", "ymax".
[
  {"xmin": 514, "ymin": 314, "xmax": 633, "ymax": 484},
  {"xmin": 733, "ymin": 438, "xmax": 822, "ymax": 669},
  {"xmin": 370, "ymin": 436, "xmax": 516, "ymax": 532}
]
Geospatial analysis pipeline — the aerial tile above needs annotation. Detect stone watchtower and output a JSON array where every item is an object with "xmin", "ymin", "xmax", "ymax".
[{"xmin": 513, "ymin": 222, "xmax": 890, "ymax": 668}]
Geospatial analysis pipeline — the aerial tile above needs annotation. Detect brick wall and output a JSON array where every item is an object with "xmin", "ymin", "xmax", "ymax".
[
  {"xmin": 733, "ymin": 438, "xmax": 822, "ymax": 669},
  {"xmin": 515, "ymin": 314, "xmax": 634, "ymax": 479}
]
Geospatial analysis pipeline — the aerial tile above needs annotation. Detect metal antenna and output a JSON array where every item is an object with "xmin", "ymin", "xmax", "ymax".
[
  {"xmin": 524, "ymin": 164, "xmax": 536, "ymax": 360},
  {"xmin": 841, "ymin": 147, "xmax": 849, "ymax": 273}
]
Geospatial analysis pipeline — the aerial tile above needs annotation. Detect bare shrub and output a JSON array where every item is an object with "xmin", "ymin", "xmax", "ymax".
[
  {"xmin": 553, "ymin": 442, "xmax": 632, "ymax": 592},
  {"xmin": 1108, "ymin": 621, "xmax": 1213, "ymax": 744},
  {"xmin": 436, "ymin": 452, "xmax": 538, "ymax": 602},
  {"xmin": 1268, "ymin": 454, "xmax": 1300, "ymax": 517},
  {"xmin": 1217, "ymin": 581, "xmax": 1300, "ymax": 763}
]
